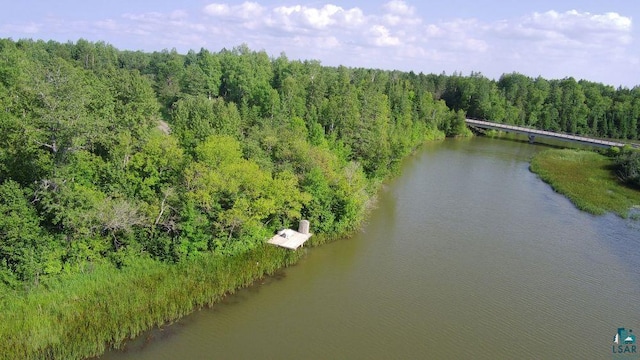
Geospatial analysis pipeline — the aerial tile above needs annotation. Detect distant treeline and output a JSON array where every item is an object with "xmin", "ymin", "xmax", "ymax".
[{"xmin": 435, "ymin": 71, "xmax": 639, "ymax": 140}]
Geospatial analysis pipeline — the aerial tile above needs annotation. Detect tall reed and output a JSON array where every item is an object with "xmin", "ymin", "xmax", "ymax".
[{"xmin": 0, "ymin": 244, "xmax": 303, "ymax": 359}]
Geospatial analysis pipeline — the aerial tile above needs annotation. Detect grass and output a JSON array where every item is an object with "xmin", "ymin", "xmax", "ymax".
[
  {"xmin": 0, "ymin": 245, "xmax": 304, "ymax": 360},
  {"xmin": 0, "ymin": 133, "xmax": 443, "ymax": 360},
  {"xmin": 530, "ymin": 149, "xmax": 640, "ymax": 217}
]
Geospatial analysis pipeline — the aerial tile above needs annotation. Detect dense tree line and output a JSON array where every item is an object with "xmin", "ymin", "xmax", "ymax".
[
  {"xmin": 2, "ymin": 38, "xmax": 639, "ymax": 358},
  {"xmin": 432, "ymin": 71, "xmax": 640, "ymax": 140},
  {"xmin": 0, "ymin": 39, "xmax": 467, "ymax": 288},
  {"xmin": 2, "ymin": 38, "xmax": 639, "ymax": 289},
  {"xmin": 428, "ymin": 71, "xmax": 640, "ymax": 187}
]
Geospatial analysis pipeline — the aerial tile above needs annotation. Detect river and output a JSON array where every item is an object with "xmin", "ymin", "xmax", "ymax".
[{"xmin": 102, "ymin": 137, "xmax": 640, "ymax": 359}]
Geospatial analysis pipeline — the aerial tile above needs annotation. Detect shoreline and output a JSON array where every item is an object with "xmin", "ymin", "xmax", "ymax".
[
  {"xmin": 3, "ymin": 244, "xmax": 306, "ymax": 359},
  {"xmin": 2, "ymin": 135, "xmax": 447, "ymax": 360},
  {"xmin": 529, "ymin": 148, "xmax": 640, "ymax": 217}
]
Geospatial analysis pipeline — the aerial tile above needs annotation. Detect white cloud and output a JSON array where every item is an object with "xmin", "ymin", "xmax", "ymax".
[
  {"xmin": 498, "ymin": 10, "xmax": 633, "ymax": 48},
  {"xmin": 0, "ymin": 2, "xmax": 636, "ymax": 86},
  {"xmin": 382, "ymin": 0, "xmax": 421, "ymax": 27},
  {"xmin": 237, "ymin": 2, "xmax": 264, "ymax": 20},
  {"xmin": 269, "ymin": 4, "xmax": 365, "ymax": 31},
  {"xmin": 204, "ymin": 2, "xmax": 263, "ymax": 20},
  {"xmin": 424, "ymin": 24, "xmax": 444, "ymax": 37},
  {"xmin": 273, "ymin": 5, "xmax": 340, "ymax": 29},
  {"xmin": 384, "ymin": 0, "xmax": 414, "ymax": 16},
  {"xmin": 0, "ymin": 22, "xmax": 40, "ymax": 34},
  {"xmin": 203, "ymin": 4, "xmax": 231, "ymax": 17},
  {"xmin": 96, "ymin": 19, "xmax": 118, "ymax": 31},
  {"xmin": 529, "ymin": 10, "xmax": 631, "ymax": 32},
  {"xmin": 369, "ymin": 25, "xmax": 400, "ymax": 46},
  {"xmin": 298, "ymin": 35, "xmax": 341, "ymax": 49},
  {"xmin": 474, "ymin": 9, "xmax": 636, "ymax": 85}
]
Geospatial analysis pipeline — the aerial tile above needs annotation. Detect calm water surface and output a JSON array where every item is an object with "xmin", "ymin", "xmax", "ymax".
[{"xmin": 103, "ymin": 137, "xmax": 640, "ymax": 359}]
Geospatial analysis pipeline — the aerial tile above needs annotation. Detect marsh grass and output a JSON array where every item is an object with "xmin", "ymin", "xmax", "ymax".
[
  {"xmin": 0, "ymin": 133, "xmax": 431, "ymax": 359},
  {"xmin": 530, "ymin": 149, "xmax": 640, "ymax": 217},
  {"xmin": 0, "ymin": 245, "xmax": 303, "ymax": 359}
]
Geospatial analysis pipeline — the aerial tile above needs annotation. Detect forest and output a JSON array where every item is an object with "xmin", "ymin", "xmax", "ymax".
[
  {"xmin": 0, "ymin": 38, "xmax": 468, "ymax": 288},
  {"xmin": 0, "ymin": 38, "xmax": 639, "ymax": 358}
]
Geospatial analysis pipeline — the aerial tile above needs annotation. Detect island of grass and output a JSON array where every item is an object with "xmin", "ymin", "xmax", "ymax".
[{"xmin": 530, "ymin": 148, "xmax": 640, "ymax": 217}]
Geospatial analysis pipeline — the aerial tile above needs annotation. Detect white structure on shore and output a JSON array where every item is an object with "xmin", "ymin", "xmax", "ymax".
[{"xmin": 267, "ymin": 220, "xmax": 312, "ymax": 250}]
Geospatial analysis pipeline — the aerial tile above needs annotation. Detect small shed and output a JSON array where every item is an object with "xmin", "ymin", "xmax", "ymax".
[{"xmin": 267, "ymin": 220, "xmax": 312, "ymax": 250}]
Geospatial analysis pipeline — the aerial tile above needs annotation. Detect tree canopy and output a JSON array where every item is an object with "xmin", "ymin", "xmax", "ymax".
[
  {"xmin": 1, "ymin": 38, "xmax": 639, "ymax": 288},
  {"xmin": 0, "ymin": 39, "xmax": 466, "ymax": 287}
]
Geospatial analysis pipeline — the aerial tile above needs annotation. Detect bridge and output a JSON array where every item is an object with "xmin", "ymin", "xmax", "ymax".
[{"xmin": 465, "ymin": 118, "xmax": 631, "ymax": 148}]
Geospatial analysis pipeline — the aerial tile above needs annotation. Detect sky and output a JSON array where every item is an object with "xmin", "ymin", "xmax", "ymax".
[{"xmin": 1, "ymin": 0, "xmax": 639, "ymax": 87}]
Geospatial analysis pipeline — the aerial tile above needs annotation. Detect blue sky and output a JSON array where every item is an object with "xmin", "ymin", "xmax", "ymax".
[{"xmin": 1, "ymin": 0, "xmax": 638, "ymax": 87}]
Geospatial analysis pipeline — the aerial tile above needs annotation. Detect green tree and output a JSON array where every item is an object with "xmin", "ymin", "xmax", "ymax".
[
  {"xmin": 582, "ymin": 82, "xmax": 613, "ymax": 137},
  {"xmin": 615, "ymin": 149, "xmax": 640, "ymax": 188},
  {"xmin": 170, "ymin": 95, "xmax": 241, "ymax": 151},
  {"xmin": 123, "ymin": 131, "xmax": 185, "ymax": 202},
  {"xmin": 525, "ymin": 77, "xmax": 550, "ymax": 127},
  {"xmin": 558, "ymin": 77, "xmax": 588, "ymax": 134},
  {"xmin": 0, "ymin": 181, "xmax": 61, "ymax": 284},
  {"xmin": 219, "ymin": 45, "xmax": 278, "ymax": 120},
  {"xmin": 23, "ymin": 56, "xmax": 113, "ymax": 166},
  {"xmin": 351, "ymin": 84, "xmax": 391, "ymax": 177},
  {"xmin": 102, "ymin": 67, "xmax": 160, "ymax": 141},
  {"xmin": 150, "ymin": 48, "xmax": 184, "ymax": 107},
  {"xmin": 195, "ymin": 48, "xmax": 222, "ymax": 99}
]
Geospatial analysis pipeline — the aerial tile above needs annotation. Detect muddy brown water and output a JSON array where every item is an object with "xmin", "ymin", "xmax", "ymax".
[{"xmin": 102, "ymin": 137, "xmax": 640, "ymax": 359}]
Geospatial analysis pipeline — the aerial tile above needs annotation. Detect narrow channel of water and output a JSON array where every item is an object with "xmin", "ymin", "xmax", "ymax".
[{"xmin": 102, "ymin": 137, "xmax": 640, "ymax": 359}]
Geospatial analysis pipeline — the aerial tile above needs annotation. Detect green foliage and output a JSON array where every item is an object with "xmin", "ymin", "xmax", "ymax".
[
  {"xmin": 183, "ymin": 135, "xmax": 311, "ymax": 253},
  {"xmin": 150, "ymin": 48, "xmax": 184, "ymax": 108},
  {"xmin": 530, "ymin": 149, "xmax": 640, "ymax": 216},
  {"xmin": 170, "ymin": 95, "xmax": 241, "ymax": 152},
  {"xmin": 0, "ymin": 181, "xmax": 61, "ymax": 285},
  {"xmin": 24, "ymin": 56, "xmax": 112, "ymax": 165},
  {"xmin": 0, "ymin": 246, "xmax": 301, "ymax": 360},
  {"xmin": 2, "ymin": 37, "xmax": 639, "ymax": 359},
  {"xmin": 101, "ymin": 67, "xmax": 160, "ymax": 139},
  {"xmin": 0, "ymin": 115, "xmax": 54, "ymax": 185},
  {"xmin": 124, "ymin": 131, "xmax": 184, "ymax": 201},
  {"xmin": 446, "ymin": 109, "xmax": 473, "ymax": 137},
  {"xmin": 615, "ymin": 149, "xmax": 640, "ymax": 188},
  {"xmin": 442, "ymin": 71, "xmax": 640, "ymax": 141},
  {"xmin": 301, "ymin": 167, "xmax": 338, "ymax": 233}
]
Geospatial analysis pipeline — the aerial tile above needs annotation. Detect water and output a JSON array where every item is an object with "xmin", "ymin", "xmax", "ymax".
[{"xmin": 102, "ymin": 137, "xmax": 640, "ymax": 359}]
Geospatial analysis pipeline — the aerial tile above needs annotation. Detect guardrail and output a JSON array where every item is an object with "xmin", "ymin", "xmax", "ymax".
[{"xmin": 465, "ymin": 119, "xmax": 637, "ymax": 148}]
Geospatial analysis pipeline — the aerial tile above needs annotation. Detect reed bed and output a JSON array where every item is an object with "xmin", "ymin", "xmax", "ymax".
[
  {"xmin": 530, "ymin": 149, "xmax": 640, "ymax": 217},
  {"xmin": 0, "ymin": 245, "xmax": 303, "ymax": 359}
]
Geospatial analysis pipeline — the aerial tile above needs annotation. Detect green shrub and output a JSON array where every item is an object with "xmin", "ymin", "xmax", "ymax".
[{"xmin": 615, "ymin": 149, "xmax": 640, "ymax": 188}]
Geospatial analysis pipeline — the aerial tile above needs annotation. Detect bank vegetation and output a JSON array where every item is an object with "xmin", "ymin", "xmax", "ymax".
[
  {"xmin": 530, "ymin": 147, "xmax": 640, "ymax": 217},
  {"xmin": 1, "ymin": 38, "xmax": 639, "ymax": 358}
]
